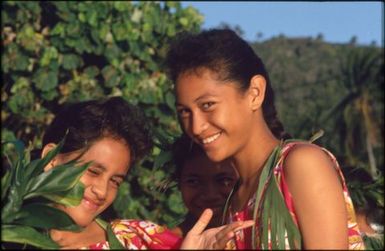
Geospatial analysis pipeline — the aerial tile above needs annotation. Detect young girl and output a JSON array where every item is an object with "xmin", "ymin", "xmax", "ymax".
[
  {"xmin": 40, "ymin": 96, "xmax": 153, "ymax": 248},
  {"xmin": 171, "ymin": 135, "xmax": 238, "ymax": 237},
  {"xmin": 166, "ymin": 28, "xmax": 365, "ymax": 249},
  {"xmin": 42, "ymin": 96, "xmax": 252, "ymax": 249}
]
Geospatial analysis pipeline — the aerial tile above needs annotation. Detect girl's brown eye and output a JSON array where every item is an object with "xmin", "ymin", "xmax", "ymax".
[
  {"xmin": 183, "ymin": 178, "xmax": 200, "ymax": 186},
  {"xmin": 87, "ymin": 169, "xmax": 99, "ymax": 175},
  {"xmin": 110, "ymin": 179, "xmax": 122, "ymax": 187},
  {"xmin": 201, "ymin": 102, "xmax": 215, "ymax": 110},
  {"xmin": 177, "ymin": 108, "xmax": 190, "ymax": 118}
]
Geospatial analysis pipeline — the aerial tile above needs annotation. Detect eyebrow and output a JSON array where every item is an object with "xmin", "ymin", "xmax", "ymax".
[
  {"xmin": 91, "ymin": 162, "xmax": 126, "ymax": 179},
  {"xmin": 175, "ymin": 93, "xmax": 218, "ymax": 107}
]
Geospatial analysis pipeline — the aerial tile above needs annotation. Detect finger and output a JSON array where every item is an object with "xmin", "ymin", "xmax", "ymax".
[
  {"xmin": 188, "ymin": 208, "xmax": 213, "ymax": 235},
  {"xmin": 214, "ymin": 231, "xmax": 235, "ymax": 250},
  {"xmin": 215, "ymin": 220, "xmax": 255, "ymax": 244},
  {"xmin": 233, "ymin": 220, "xmax": 254, "ymax": 232},
  {"xmin": 215, "ymin": 221, "xmax": 243, "ymax": 241}
]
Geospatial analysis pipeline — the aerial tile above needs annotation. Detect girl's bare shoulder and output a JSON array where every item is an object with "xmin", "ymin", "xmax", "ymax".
[{"xmin": 282, "ymin": 143, "xmax": 336, "ymax": 181}]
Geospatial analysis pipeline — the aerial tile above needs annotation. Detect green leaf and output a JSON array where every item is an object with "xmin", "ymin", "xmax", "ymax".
[
  {"xmin": 363, "ymin": 234, "xmax": 384, "ymax": 250},
  {"xmin": 51, "ymin": 23, "xmax": 65, "ymax": 36},
  {"xmin": 33, "ymin": 69, "xmax": 58, "ymax": 91},
  {"xmin": 2, "ymin": 186, "xmax": 23, "ymax": 224},
  {"xmin": 40, "ymin": 47, "xmax": 59, "ymax": 67},
  {"xmin": 24, "ymin": 138, "xmax": 65, "ymax": 181},
  {"xmin": 42, "ymin": 181, "xmax": 85, "ymax": 206},
  {"xmin": 261, "ymin": 167, "xmax": 302, "ymax": 250},
  {"xmin": 165, "ymin": 91, "xmax": 175, "ymax": 110},
  {"xmin": 167, "ymin": 192, "xmax": 185, "ymax": 214},
  {"xmin": 261, "ymin": 190, "xmax": 270, "ymax": 249},
  {"xmin": 251, "ymin": 145, "xmax": 279, "ymax": 248},
  {"xmin": 10, "ymin": 77, "xmax": 30, "ymax": 94},
  {"xmin": 106, "ymin": 223, "xmax": 125, "ymax": 249},
  {"xmin": 24, "ymin": 161, "xmax": 89, "ymax": 199},
  {"xmin": 95, "ymin": 217, "xmax": 108, "ymax": 230},
  {"xmin": 153, "ymin": 150, "xmax": 172, "ymax": 170},
  {"xmin": 131, "ymin": 8, "xmax": 142, "ymax": 23},
  {"xmin": 101, "ymin": 65, "xmax": 120, "ymax": 87},
  {"xmin": 249, "ymin": 142, "xmax": 302, "ymax": 249},
  {"xmin": 84, "ymin": 66, "xmax": 100, "ymax": 78},
  {"xmin": 62, "ymin": 54, "xmax": 83, "ymax": 70},
  {"xmin": 179, "ymin": 17, "xmax": 188, "ymax": 27},
  {"xmin": 14, "ymin": 203, "xmax": 82, "ymax": 231},
  {"xmin": 2, "ymin": 225, "xmax": 59, "ymax": 249},
  {"xmin": 1, "ymin": 170, "xmax": 11, "ymax": 201},
  {"xmin": 2, "ymin": 140, "xmax": 26, "ymax": 169}
]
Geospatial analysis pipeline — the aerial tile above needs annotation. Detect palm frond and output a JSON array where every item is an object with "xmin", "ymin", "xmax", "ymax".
[{"xmin": 1, "ymin": 138, "xmax": 89, "ymax": 248}]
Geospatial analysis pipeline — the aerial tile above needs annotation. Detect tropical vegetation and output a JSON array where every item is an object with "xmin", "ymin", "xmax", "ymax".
[{"xmin": 1, "ymin": 1, "xmax": 383, "ymax": 248}]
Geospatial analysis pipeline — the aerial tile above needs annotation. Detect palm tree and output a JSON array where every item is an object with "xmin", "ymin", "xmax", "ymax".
[{"xmin": 320, "ymin": 46, "xmax": 384, "ymax": 178}]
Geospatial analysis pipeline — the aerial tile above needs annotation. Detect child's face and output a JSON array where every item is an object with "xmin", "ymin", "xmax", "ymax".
[
  {"xmin": 180, "ymin": 154, "xmax": 238, "ymax": 227},
  {"xmin": 50, "ymin": 137, "xmax": 130, "ymax": 227},
  {"xmin": 175, "ymin": 68, "xmax": 255, "ymax": 163}
]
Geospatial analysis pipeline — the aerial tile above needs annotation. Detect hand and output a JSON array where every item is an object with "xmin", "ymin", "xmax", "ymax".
[{"xmin": 180, "ymin": 208, "xmax": 254, "ymax": 249}]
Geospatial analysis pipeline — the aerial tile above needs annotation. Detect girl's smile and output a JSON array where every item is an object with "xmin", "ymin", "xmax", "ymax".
[{"xmin": 175, "ymin": 69, "xmax": 255, "ymax": 162}]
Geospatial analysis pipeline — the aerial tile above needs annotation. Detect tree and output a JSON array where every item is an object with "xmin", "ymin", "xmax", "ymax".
[{"xmin": 320, "ymin": 46, "xmax": 384, "ymax": 177}]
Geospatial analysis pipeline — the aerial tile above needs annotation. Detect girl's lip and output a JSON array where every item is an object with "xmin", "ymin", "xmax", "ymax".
[
  {"xmin": 198, "ymin": 132, "xmax": 222, "ymax": 147},
  {"xmin": 82, "ymin": 197, "xmax": 101, "ymax": 211}
]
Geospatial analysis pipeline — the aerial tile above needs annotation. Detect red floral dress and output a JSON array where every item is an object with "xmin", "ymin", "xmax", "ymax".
[
  {"xmin": 88, "ymin": 220, "xmax": 182, "ymax": 249},
  {"xmin": 227, "ymin": 142, "xmax": 365, "ymax": 250}
]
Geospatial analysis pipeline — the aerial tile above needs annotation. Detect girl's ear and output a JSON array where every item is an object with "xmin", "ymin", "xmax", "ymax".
[
  {"xmin": 42, "ymin": 143, "xmax": 59, "ymax": 171},
  {"xmin": 248, "ymin": 75, "xmax": 266, "ymax": 111}
]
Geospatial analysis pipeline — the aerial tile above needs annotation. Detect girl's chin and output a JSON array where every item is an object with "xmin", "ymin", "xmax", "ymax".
[
  {"xmin": 74, "ymin": 219, "xmax": 93, "ymax": 227},
  {"xmin": 65, "ymin": 210, "xmax": 95, "ymax": 227}
]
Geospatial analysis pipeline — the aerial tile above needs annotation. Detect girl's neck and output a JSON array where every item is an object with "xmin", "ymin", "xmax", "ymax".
[
  {"xmin": 231, "ymin": 122, "xmax": 280, "ymax": 211},
  {"xmin": 233, "ymin": 125, "xmax": 279, "ymax": 181}
]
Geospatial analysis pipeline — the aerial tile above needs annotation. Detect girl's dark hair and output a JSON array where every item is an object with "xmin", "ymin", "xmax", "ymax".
[
  {"xmin": 42, "ymin": 97, "xmax": 153, "ymax": 165},
  {"xmin": 171, "ymin": 134, "xmax": 205, "ymax": 184},
  {"xmin": 166, "ymin": 28, "xmax": 290, "ymax": 140}
]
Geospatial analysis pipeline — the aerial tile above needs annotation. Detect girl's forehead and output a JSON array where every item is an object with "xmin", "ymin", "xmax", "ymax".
[
  {"xmin": 175, "ymin": 73, "xmax": 241, "ymax": 104},
  {"xmin": 177, "ymin": 67, "xmax": 222, "ymax": 83}
]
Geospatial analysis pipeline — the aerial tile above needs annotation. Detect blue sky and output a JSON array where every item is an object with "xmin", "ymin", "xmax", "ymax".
[{"xmin": 182, "ymin": 1, "xmax": 384, "ymax": 46}]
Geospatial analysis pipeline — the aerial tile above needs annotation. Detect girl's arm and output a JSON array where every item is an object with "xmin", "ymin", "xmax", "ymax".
[{"xmin": 284, "ymin": 144, "xmax": 348, "ymax": 249}]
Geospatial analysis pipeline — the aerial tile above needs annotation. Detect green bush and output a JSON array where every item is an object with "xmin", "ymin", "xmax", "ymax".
[{"xmin": 2, "ymin": 1, "xmax": 203, "ymax": 226}]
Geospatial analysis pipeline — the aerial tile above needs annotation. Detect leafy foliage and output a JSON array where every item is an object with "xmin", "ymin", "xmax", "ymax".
[
  {"xmin": 1, "ymin": 139, "xmax": 89, "ymax": 248},
  {"xmin": 2, "ymin": 2, "xmax": 383, "ymax": 246},
  {"xmin": 2, "ymin": 1, "xmax": 202, "ymax": 226}
]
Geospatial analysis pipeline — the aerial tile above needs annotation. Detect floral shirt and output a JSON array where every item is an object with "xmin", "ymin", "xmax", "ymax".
[
  {"xmin": 227, "ymin": 141, "xmax": 365, "ymax": 250},
  {"xmin": 88, "ymin": 220, "xmax": 182, "ymax": 249}
]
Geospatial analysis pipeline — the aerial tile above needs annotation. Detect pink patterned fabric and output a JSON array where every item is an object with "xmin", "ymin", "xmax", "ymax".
[
  {"xmin": 228, "ymin": 142, "xmax": 365, "ymax": 250},
  {"xmin": 87, "ymin": 219, "xmax": 182, "ymax": 249}
]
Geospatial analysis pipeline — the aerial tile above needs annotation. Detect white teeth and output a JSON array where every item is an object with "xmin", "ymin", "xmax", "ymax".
[{"xmin": 202, "ymin": 132, "xmax": 221, "ymax": 144}]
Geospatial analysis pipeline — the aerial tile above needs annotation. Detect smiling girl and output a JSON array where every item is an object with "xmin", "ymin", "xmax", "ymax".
[
  {"xmin": 41, "ymin": 97, "xmax": 253, "ymax": 249},
  {"xmin": 171, "ymin": 135, "xmax": 238, "ymax": 237},
  {"xmin": 166, "ymin": 29, "xmax": 365, "ymax": 249},
  {"xmin": 40, "ymin": 97, "xmax": 153, "ymax": 248}
]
